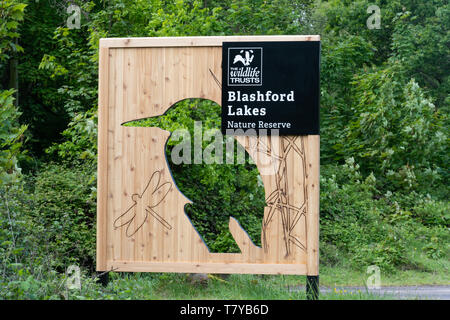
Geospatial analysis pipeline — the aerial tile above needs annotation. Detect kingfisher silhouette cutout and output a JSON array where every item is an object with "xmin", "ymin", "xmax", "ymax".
[
  {"xmin": 114, "ymin": 100, "xmax": 264, "ymax": 252},
  {"xmin": 116, "ymin": 97, "xmax": 308, "ymax": 257}
]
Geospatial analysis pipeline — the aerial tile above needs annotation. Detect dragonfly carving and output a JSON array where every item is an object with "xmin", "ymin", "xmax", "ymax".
[{"xmin": 113, "ymin": 170, "xmax": 173, "ymax": 237}]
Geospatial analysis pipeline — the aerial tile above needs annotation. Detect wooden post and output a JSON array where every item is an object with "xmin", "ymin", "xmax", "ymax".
[
  {"xmin": 306, "ymin": 135, "xmax": 320, "ymax": 300},
  {"xmin": 96, "ymin": 46, "xmax": 109, "ymax": 272},
  {"xmin": 98, "ymin": 272, "xmax": 110, "ymax": 287},
  {"xmin": 306, "ymin": 135, "xmax": 320, "ymax": 276},
  {"xmin": 306, "ymin": 275, "xmax": 319, "ymax": 300}
]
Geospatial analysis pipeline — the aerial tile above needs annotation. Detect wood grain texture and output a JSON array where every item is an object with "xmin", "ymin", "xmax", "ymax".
[
  {"xmin": 306, "ymin": 135, "xmax": 320, "ymax": 275},
  {"xmin": 96, "ymin": 46, "xmax": 109, "ymax": 271},
  {"xmin": 97, "ymin": 37, "xmax": 319, "ymax": 275},
  {"xmin": 100, "ymin": 35, "xmax": 320, "ymax": 48},
  {"xmin": 107, "ymin": 261, "xmax": 307, "ymax": 275}
]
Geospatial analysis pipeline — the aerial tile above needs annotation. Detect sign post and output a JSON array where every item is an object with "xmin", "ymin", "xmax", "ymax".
[{"xmin": 97, "ymin": 36, "xmax": 320, "ymax": 298}]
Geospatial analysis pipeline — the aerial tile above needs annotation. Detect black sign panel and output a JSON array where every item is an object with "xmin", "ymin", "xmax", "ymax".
[{"xmin": 221, "ymin": 41, "xmax": 320, "ymax": 135}]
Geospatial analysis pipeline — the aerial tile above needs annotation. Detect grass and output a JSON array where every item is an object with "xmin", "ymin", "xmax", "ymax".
[
  {"xmin": 68, "ymin": 271, "xmax": 403, "ymax": 300},
  {"xmin": 72, "ymin": 262, "xmax": 448, "ymax": 300},
  {"xmin": 281, "ymin": 265, "xmax": 450, "ymax": 287},
  {"xmin": 6, "ymin": 266, "xmax": 447, "ymax": 300}
]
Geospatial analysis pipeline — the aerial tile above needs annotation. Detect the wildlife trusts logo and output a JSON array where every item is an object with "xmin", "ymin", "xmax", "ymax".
[{"xmin": 228, "ymin": 47, "xmax": 262, "ymax": 86}]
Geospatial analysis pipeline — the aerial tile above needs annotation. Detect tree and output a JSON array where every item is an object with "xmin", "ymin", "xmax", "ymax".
[{"xmin": 0, "ymin": 0, "xmax": 27, "ymax": 186}]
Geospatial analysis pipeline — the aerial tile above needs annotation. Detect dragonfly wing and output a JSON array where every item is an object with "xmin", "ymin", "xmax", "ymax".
[
  {"xmin": 141, "ymin": 170, "xmax": 162, "ymax": 198},
  {"xmin": 148, "ymin": 181, "xmax": 172, "ymax": 208},
  {"xmin": 125, "ymin": 210, "xmax": 148, "ymax": 237},
  {"xmin": 114, "ymin": 204, "xmax": 136, "ymax": 229}
]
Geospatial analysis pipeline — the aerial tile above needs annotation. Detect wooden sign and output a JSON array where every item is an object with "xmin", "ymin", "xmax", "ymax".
[{"xmin": 97, "ymin": 36, "xmax": 320, "ymax": 275}]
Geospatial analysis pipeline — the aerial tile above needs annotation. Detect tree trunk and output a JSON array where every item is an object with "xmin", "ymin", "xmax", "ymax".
[{"xmin": 9, "ymin": 39, "xmax": 19, "ymax": 106}]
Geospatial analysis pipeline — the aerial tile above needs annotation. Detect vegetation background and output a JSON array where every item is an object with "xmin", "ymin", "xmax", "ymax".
[{"xmin": 0, "ymin": 0, "xmax": 448, "ymax": 299}]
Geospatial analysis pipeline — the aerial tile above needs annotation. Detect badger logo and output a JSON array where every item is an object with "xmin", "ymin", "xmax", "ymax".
[{"xmin": 233, "ymin": 49, "xmax": 254, "ymax": 66}]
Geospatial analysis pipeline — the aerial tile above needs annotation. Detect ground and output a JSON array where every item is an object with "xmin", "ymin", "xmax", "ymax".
[{"xmin": 70, "ymin": 266, "xmax": 449, "ymax": 300}]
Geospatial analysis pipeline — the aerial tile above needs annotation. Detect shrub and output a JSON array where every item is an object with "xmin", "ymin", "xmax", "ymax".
[
  {"xmin": 29, "ymin": 162, "xmax": 97, "ymax": 270},
  {"xmin": 318, "ymin": 159, "xmax": 446, "ymax": 272},
  {"xmin": 0, "ymin": 89, "xmax": 27, "ymax": 186},
  {"xmin": 413, "ymin": 198, "xmax": 449, "ymax": 227},
  {"xmin": 341, "ymin": 70, "xmax": 447, "ymax": 193}
]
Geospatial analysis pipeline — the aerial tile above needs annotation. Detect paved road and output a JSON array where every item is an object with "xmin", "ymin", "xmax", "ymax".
[{"xmin": 291, "ymin": 285, "xmax": 450, "ymax": 300}]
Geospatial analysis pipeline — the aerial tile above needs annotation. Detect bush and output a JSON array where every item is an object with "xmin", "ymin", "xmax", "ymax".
[
  {"xmin": 320, "ymin": 159, "xmax": 448, "ymax": 272},
  {"xmin": 0, "ymin": 89, "xmax": 27, "ymax": 186},
  {"xmin": 342, "ymin": 73, "xmax": 447, "ymax": 188},
  {"xmin": 29, "ymin": 162, "xmax": 97, "ymax": 270},
  {"xmin": 0, "ymin": 170, "xmax": 102, "ymax": 299},
  {"xmin": 413, "ymin": 198, "xmax": 449, "ymax": 227}
]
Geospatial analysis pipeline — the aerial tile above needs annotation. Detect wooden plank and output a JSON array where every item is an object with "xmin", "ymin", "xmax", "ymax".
[
  {"xmin": 108, "ymin": 48, "xmax": 119, "ymax": 263},
  {"xmin": 96, "ymin": 46, "xmax": 109, "ymax": 271},
  {"xmin": 107, "ymin": 261, "xmax": 307, "ymax": 275},
  {"xmin": 111, "ymin": 48, "xmax": 123, "ymax": 263},
  {"xmin": 100, "ymin": 35, "xmax": 320, "ymax": 48},
  {"xmin": 306, "ymin": 135, "xmax": 320, "ymax": 275}
]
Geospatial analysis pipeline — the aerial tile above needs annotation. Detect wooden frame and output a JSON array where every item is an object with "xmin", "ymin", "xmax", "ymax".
[{"xmin": 97, "ymin": 36, "xmax": 319, "ymax": 275}]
